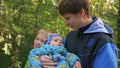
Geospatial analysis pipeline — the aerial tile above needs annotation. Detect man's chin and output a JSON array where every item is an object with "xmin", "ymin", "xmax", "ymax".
[{"xmin": 73, "ymin": 29, "xmax": 79, "ymax": 31}]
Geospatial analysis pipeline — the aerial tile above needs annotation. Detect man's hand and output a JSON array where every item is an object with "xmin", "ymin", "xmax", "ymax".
[{"xmin": 40, "ymin": 55, "xmax": 58, "ymax": 68}]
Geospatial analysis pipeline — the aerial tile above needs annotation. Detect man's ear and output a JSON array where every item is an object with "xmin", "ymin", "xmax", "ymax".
[
  {"xmin": 81, "ymin": 9, "xmax": 86, "ymax": 17},
  {"xmin": 79, "ymin": 9, "xmax": 85, "ymax": 17}
]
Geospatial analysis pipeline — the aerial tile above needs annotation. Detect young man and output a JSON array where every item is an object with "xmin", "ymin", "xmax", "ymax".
[{"xmin": 40, "ymin": 0, "xmax": 118, "ymax": 68}]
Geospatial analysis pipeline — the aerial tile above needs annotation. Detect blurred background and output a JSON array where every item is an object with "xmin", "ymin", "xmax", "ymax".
[{"xmin": 0, "ymin": 0, "xmax": 119, "ymax": 68}]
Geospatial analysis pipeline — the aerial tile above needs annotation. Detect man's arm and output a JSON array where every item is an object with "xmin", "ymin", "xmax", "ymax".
[{"xmin": 92, "ymin": 43, "xmax": 118, "ymax": 68}]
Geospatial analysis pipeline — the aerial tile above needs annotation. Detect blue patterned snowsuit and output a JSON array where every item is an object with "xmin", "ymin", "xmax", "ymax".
[{"xmin": 29, "ymin": 44, "xmax": 80, "ymax": 68}]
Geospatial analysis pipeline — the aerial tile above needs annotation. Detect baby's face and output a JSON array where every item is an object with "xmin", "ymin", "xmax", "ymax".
[
  {"xmin": 34, "ymin": 33, "xmax": 46, "ymax": 48},
  {"xmin": 50, "ymin": 36, "xmax": 64, "ymax": 46}
]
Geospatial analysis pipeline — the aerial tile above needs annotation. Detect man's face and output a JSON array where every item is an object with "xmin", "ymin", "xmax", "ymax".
[
  {"xmin": 50, "ymin": 36, "xmax": 64, "ymax": 46},
  {"xmin": 63, "ymin": 12, "xmax": 84, "ymax": 31},
  {"xmin": 34, "ymin": 33, "xmax": 46, "ymax": 48}
]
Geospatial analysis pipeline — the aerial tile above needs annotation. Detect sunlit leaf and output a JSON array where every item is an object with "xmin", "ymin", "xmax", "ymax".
[
  {"xmin": 0, "ymin": 36, "xmax": 4, "ymax": 42},
  {"xmin": 2, "ymin": 43, "xmax": 12, "ymax": 55}
]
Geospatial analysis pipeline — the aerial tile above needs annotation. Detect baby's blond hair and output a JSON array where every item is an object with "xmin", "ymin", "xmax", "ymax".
[{"xmin": 36, "ymin": 29, "xmax": 51, "ymax": 39}]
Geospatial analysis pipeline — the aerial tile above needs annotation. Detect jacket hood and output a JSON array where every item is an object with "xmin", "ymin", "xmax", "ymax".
[
  {"xmin": 84, "ymin": 18, "xmax": 114, "ymax": 34},
  {"xmin": 44, "ymin": 34, "xmax": 62, "ymax": 45}
]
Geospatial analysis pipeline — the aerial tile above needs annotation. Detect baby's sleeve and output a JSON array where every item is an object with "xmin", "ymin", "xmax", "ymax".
[
  {"xmin": 66, "ymin": 53, "xmax": 81, "ymax": 68},
  {"xmin": 28, "ymin": 48, "xmax": 43, "ymax": 68}
]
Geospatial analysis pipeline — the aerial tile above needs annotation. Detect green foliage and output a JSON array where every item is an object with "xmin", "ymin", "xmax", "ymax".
[{"xmin": 0, "ymin": 0, "xmax": 119, "ymax": 68}]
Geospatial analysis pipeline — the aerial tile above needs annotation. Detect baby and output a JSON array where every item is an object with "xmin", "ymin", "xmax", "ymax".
[
  {"xmin": 24, "ymin": 29, "xmax": 51, "ymax": 68},
  {"xmin": 33, "ymin": 29, "xmax": 51, "ymax": 48}
]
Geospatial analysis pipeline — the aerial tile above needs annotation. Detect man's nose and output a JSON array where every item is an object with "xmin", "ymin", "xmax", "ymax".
[{"xmin": 66, "ymin": 22, "xmax": 70, "ymax": 26}]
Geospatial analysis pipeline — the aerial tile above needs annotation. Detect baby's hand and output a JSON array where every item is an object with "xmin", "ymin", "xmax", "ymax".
[{"xmin": 73, "ymin": 61, "xmax": 82, "ymax": 68}]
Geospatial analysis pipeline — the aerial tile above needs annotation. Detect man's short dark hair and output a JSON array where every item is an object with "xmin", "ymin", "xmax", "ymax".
[{"xmin": 58, "ymin": 0, "xmax": 90, "ymax": 16}]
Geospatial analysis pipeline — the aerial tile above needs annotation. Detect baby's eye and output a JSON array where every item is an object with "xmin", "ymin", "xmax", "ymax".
[
  {"xmin": 54, "ymin": 39, "xmax": 58, "ymax": 42},
  {"xmin": 36, "ymin": 38, "xmax": 39, "ymax": 40},
  {"xmin": 40, "ymin": 39, "xmax": 45, "ymax": 43},
  {"xmin": 60, "ymin": 41, "xmax": 64, "ymax": 44}
]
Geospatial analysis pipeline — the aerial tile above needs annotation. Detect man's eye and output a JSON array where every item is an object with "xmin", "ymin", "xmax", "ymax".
[{"xmin": 65, "ymin": 17, "xmax": 70, "ymax": 20}]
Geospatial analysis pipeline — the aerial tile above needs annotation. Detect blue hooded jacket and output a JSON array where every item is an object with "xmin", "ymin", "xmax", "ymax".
[
  {"xmin": 65, "ymin": 17, "xmax": 118, "ymax": 68},
  {"xmin": 85, "ymin": 18, "xmax": 118, "ymax": 68}
]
